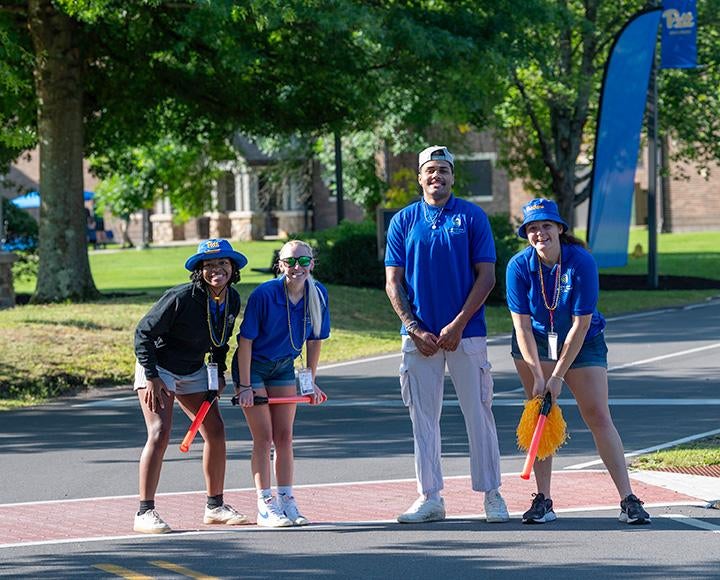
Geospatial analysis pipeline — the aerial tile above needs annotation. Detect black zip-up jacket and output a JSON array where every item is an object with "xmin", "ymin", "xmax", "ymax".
[{"xmin": 134, "ymin": 282, "xmax": 241, "ymax": 379}]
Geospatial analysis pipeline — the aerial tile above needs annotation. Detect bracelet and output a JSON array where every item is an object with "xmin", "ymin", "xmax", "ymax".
[
  {"xmin": 550, "ymin": 374, "xmax": 564, "ymax": 382},
  {"xmin": 405, "ymin": 320, "xmax": 419, "ymax": 334}
]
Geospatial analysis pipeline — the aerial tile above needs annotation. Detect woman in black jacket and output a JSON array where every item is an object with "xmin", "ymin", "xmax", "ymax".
[{"xmin": 133, "ymin": 239, "xmax": 247, "ymax": 534}]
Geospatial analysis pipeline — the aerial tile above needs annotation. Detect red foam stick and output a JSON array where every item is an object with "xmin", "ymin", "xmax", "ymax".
[
  {"xmin": 520, "ymin": 392, "xmax": 553, "ymax": 480},
  {"xmin": 265, "ymin": 393, "xmax": 327, "ymax": 405},
  {"xmin": 179, "ymin": 392, "xmax": 218, "ymax": 453}
]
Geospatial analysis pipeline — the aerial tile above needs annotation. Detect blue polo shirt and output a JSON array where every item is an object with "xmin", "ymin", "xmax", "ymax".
[
  {"xmin": 384, "ymin": 195, "xmax": 496, "ymax": 338},
  {"xmin": 239, "ymin": 276, "xmax": 331, "ymax": 362},
  {"xmin": 505, "ymin": 243, "xmax": 606, "ymax": 345}
]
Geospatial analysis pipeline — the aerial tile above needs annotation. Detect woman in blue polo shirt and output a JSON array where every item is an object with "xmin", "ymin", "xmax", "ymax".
[
  {"xmin": 506, "ymin": 199, "xmax": 650, "ymax": 526},
  {"xmin": 232, "ymin": 240, "xmax": 330, "ymax": 527}
]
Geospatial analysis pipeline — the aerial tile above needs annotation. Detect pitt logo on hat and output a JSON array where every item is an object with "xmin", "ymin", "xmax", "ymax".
[
  {"xmin": 517, "ymin": 198, "xmax": 570, "ymax": 239},
  {"xmin": 184, "ymin": 238, "xmax": 248, "ymax": 271}
]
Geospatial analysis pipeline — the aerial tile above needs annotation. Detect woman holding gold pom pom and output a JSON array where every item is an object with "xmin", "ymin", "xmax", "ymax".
[{"xmin": 506, "ymin": 199, "xmax": 650, "ymax": 526}]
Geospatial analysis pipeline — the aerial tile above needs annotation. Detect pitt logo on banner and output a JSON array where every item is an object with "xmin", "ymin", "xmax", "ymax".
[{"xmin": 661, "ymin": 0, "xmax": 698, "ymax": 69}]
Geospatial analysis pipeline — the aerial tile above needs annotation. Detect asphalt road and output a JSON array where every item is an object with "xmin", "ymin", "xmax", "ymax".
[{"xmin": 1, "ymin": 299, "xmax": 719, "ymax": 578}]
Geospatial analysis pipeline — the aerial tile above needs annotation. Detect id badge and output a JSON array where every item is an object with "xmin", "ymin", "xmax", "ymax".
[
  {"xmin": 547, "ymin": 332, "xmax": 559, "ymax": 361},
  {"xmin": 207, "ymin": 362, "xmax": 219, "ymax": 391},
  {"xmin": 297, "ymin": 368, "xmax": 314, "ymax": 395}
]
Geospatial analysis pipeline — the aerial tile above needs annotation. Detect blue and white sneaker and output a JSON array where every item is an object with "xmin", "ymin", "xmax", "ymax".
[
  {"xmin": 256, "ymin": 496, "xmax": 293, "ymax": 528},
  {"xmin": 279, "ymin": 495, "xmax": 310, "ymax": 526}
]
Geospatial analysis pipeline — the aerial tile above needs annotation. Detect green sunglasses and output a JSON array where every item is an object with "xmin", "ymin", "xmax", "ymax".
[{"xmin": 281, "ymin": 256, "xmax": 312, "ymax": 267}]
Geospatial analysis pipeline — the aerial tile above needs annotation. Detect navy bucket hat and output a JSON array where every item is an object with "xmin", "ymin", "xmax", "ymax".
[
  {"xmin": 517, "ymin": 198, "xmax": 570, "ymax": 239},
  {"xmin": 184, "ymin": 239, "xmax": 248, "ymax": 271}
]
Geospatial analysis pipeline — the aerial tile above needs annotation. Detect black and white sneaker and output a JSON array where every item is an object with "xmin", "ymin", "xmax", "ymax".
[
  {"xmin": 619, "ymin": 494, "xmax": 651, "ymax": 525},
  {"xmin": 522, "ymin": 493, "xmax": 557, "ymax": 524}
]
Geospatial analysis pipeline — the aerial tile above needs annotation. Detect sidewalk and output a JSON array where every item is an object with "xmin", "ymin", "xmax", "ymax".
[
  {"xmin": 1, "ymin": 469, "xmax": 713, "ymax": 547},
  {"xmin": 630, "ymin": 469, "xmax": 720, "ymax": 503}
]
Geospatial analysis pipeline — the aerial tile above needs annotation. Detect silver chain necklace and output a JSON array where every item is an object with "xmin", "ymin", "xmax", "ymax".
[{"xmin": 423, "ymin": 200, "xmax": 445, "ymax": 230}]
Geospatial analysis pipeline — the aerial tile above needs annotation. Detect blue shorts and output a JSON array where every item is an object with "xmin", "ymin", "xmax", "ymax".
[
  {"xmin": 511, "ymin": 329, "xmax": 608, "ymax": 369},
  {"xmin": 232, "ymin": 355, "xmax": 296, "ymax": 389}
]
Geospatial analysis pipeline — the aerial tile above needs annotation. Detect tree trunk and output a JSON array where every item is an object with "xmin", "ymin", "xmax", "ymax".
[{"xmin": 27, "ymin": 0, "xmax": 98, "ymax": 302}]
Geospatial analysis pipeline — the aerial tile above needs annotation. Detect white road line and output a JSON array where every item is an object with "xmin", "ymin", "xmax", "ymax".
[
  {"xmin": 608, "ymin": 342, "xmax": 720, "ymax": 371},
  {"xmin": 659, "ymin": 514, "xmax": 720, "ymax": 533},
  {"xmin": 74, "ymin": 396, "xmax": 720, "ymax": 409},
  {"xmin": 565, "ymin": 427, "xmax": 720, "ymax": 470}
]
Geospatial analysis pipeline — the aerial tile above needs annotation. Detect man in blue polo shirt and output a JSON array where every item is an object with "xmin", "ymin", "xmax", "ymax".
[{"xmin": 384, "ymin": 145, "xmax": 509, "ymax": 524}]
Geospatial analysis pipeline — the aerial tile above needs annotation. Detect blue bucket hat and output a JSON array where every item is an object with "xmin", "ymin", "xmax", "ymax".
[
  {"xmin": 184, "ymin": 239, "xmax": 248, "ymax": 271},
  {"xmin": 517, "ymin": 198, "xmax": 570, "ymax": 239}
]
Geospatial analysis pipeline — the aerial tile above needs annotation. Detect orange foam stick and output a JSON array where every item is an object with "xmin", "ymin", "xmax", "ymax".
[
  {"xmin": 520, "ymin": 392, "xmax": 553, "ymax": 480},
  {"xmin": 179, "ymin": 392, "xmax": 217, "ymax": 453}
]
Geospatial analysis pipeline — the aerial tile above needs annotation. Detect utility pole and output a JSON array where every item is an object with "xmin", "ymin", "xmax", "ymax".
[
  {"xmin": 334, "ymin": 131, "xmax": 344, "ymax": 224},
  {"xmin": 647, "ymin": 50, "xmax": 659, "ymax": 290}
]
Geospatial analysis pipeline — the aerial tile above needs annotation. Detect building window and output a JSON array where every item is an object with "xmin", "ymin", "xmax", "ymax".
[
  {"xmin": 217, "ymin": 171, "xmax": 236, "ymax": 212},
  {"xmin": 455, "ymin": 158, "xmax": 493, "ymax": 200}
]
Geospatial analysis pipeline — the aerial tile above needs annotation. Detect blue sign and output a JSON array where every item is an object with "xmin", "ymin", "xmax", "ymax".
[
  {"xmin": 588, "ymin": 9, "xmax": 662, "ymax": 268},
  {"xmin": 661, "ymin": 0, "xmax": 697, "ymax": 69}
]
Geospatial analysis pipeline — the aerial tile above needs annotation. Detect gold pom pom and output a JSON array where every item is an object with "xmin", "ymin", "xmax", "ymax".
[{"xmin": 516, "ymin": 395, "xmax": 569, "ymax": 460}]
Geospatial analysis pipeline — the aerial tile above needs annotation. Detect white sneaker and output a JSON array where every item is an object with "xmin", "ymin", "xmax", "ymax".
[
  {"xmin": 256, "ymin": 497, "xmax": 293, "ymax": 528},
  {"xmin": 484, "ymin": 489, "xmax": 510, "ymax": 523},
  {"xmin": 134, "ymin": 509, "xmax": 171, "ymax": 534},
  {"xmin": 204, "ymin": 503, "xmax": 249, "ymax": 525},
  {"xmin": 279, "ymin": 495, "xmax": 310, "ymax": 526},
  {"xmin": 397, "ymin": 497, "xmax": 446, "ymax": 524}
]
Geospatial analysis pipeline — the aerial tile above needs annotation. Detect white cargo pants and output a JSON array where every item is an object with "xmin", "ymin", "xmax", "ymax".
[{"xmin": 399, "ymin": 335, "xmax": 502, "ymax": 495}]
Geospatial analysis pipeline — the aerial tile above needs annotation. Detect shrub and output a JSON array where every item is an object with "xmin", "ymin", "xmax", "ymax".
[
  {"xmin": 488, "ymin": 213, "xmax": 522, "ymax": 304},
  {"xmin": 296, "ymin": 220, "xmax": 385, "ymax": 289},
  {"xmin": 295, "ymin": 214, "xmax": 521, "ymax": 299}
]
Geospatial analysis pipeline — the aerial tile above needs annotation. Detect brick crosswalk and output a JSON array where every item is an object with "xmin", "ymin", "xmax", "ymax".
[{"xmin": 0, "ymin": 471, "xmax": 698, "ymax": 547}]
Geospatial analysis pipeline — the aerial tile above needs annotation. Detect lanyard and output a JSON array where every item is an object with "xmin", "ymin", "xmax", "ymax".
[
  {"xmin": 537, "ymin": 252, "xmax": 562, "ymax": 333},
  {"xmin": 284, "ymin": 280, "xmax": 308, "ymax": 366}
]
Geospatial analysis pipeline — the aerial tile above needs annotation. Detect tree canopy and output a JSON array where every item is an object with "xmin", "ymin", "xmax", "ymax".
[{"xmin": 1, "ymin": 0, "xmax": 517, "ymax": 301}]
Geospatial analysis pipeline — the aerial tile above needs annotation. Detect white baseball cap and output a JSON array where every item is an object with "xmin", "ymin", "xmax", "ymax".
[{"xmin": 418, "ymin": 146, "xmax": 454, "ymax": 171}]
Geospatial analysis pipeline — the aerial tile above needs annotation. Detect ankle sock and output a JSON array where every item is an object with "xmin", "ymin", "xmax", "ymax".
[
  {"xmin": 207, "ymin": 494, "xmax": 223, "ymax": 509},
  {"xmin": 138, "ymin": 500, "xmax": 155, "ymax": 515}
]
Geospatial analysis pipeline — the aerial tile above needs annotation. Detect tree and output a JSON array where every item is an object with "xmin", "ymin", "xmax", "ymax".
[
  {"xmin": 478, "ymin": 0, "xmax": 649, "ymax": 227},
  {"xmin": 2, "ymin": 0, "xmax": 517, "ymax": 302},
  {"xmin": 480, "ymin": 0, "xmax": 720, "ymax": 229}
]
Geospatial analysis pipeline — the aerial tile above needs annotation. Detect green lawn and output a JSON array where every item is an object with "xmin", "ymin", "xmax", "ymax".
[
  {"xmin": 630, "ymin": 436, "xmax": 720, "ymax": 470},
  {"xmin": 2, "ymin": 230, "xmax": 720, "ymax": 408}
]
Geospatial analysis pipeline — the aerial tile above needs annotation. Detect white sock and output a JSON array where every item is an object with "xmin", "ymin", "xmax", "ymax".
[
  {"xmin": 277, "ymin": 486, "xmax": 293, "ymax": 501},
  {"xmin": 257, "ymin": 489, "xmax": 272, "ymax": 502}
]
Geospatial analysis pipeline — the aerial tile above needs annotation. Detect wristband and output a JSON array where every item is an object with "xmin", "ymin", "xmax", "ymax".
[{"xmin": 405, "ymin": 320, "xmax": 419, "ymax": 334}]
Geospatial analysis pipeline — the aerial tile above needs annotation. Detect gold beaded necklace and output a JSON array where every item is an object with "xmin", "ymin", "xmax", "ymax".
[
  {"xmin": 537, "ymin": 250, "xmax": 562, "ymax": 333},
  {"xmin": 206, "ymin": 291, "xmax": 230, "ymax": 348}
]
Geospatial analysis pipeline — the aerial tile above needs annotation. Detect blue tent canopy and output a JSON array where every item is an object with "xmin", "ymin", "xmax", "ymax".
[{"xmin": 10, "ymin": 190, "xmax": 94, "ymax": 209}]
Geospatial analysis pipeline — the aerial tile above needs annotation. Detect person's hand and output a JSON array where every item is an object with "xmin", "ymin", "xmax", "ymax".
[
  {"xmin": 144, "ymin": 377, "xmax": 171, "ymax": 413},
  {"xmin": 530, "ymin": 376, "xmax": 546, "ymax": 399},
  {"xmin": 410, "ymin": 329, "xmax": 440, "ymax": 357},
  {"xmin": 437, "ymin": 321, "xmax": 464, "ymax": 352},
  {"xmin": 309, "ymin": 384, "xmax": 326, "ymax": 405},
  {"xmin": 236, "ymin": 388, "xmax": 254, "ymax": 408},
  {"xmin": 546, "ymin": 375, "xmax": 563, "ymax": 401}
]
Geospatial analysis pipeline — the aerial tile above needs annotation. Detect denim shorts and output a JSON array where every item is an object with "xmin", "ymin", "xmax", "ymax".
[
  {"xmin": 511, "ymin": 329, "xmax": 608, "ymax": 369},
  {"xmin": 232, "ymin": 356, "xmax": 296, "ymax": 389}
]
